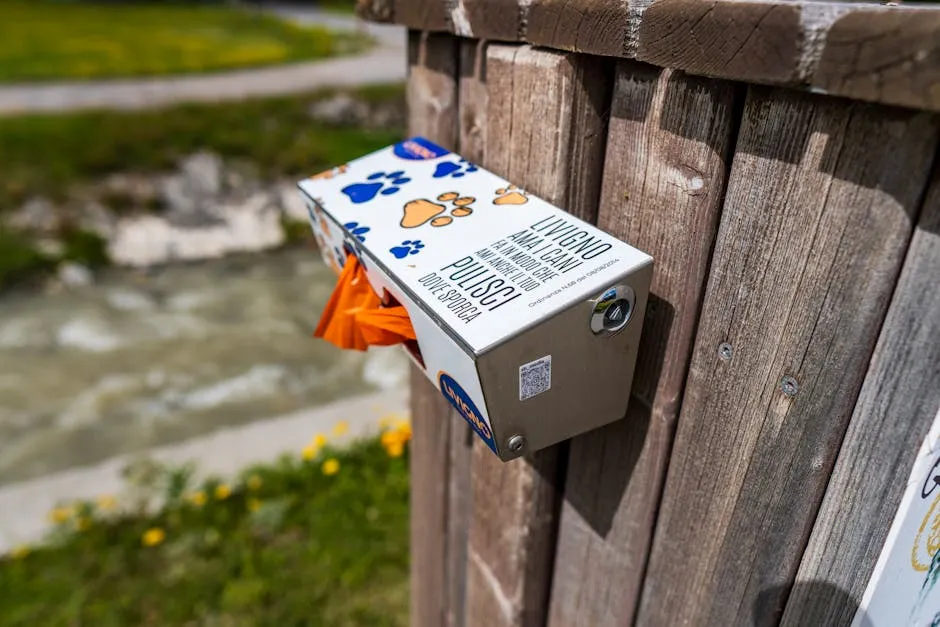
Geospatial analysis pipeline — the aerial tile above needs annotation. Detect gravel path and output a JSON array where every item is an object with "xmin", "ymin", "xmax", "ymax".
[{"xmin": 0, "ymin": 8, "xmax": 406, "ymax": 116}]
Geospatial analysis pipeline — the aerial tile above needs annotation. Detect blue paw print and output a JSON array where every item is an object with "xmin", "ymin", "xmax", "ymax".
[
  {"xmin": 433, "ymin": 159, "xmax": 478, "ymax": 179},
  {"xmin": 343, "ymin": 221, "xmax": 370, "ymax": 242},
  {"xmin": 341, "ymin": 171, "xmax": 411, "ymax": 204},
  {"xmin": 390, "ymin": 240, "xmax": 425, "ymax": 259}
]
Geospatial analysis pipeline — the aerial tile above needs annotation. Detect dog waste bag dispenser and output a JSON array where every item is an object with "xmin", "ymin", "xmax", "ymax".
[{"xmin": 299, "ymin": 137, "xmax": 653, "ymax": 462}]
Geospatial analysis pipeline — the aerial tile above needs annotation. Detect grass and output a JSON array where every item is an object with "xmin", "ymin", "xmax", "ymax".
[
  {"xmin": 0, "ymin": 83, "xmax": 404, "ymax": 290},
  {"xmin": 0, "ymin": 84, "xmax": 404, "ymax": 212},
  {"xmin": 0, "ymin": 1, "xmax": 371, "ymax": 82},
  {"xmin": 0, "ymin": 423, "xmax": 413, "ymax": 626}
]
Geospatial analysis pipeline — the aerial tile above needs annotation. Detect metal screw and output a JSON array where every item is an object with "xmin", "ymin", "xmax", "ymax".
[
  {"xmin": 507, "ymin": 435, "xmax": 525, "ymax": 452},
  {"xmin": 718, "ymin": 342, "xmax": 733, "ymax": 361},
  {"xmin": 780, "ymin": 376, "xmax": 799, "ymax": 397}
]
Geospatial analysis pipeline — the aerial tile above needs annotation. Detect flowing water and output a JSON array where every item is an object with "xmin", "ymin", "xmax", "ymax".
[{"xmin": 0, "ymin": 246, "xmax": 409, "ymax": 486}]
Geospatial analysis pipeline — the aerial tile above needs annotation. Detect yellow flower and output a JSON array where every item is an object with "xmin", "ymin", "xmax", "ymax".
[
  {"xmin": 187, "ymin": 491, "xmax": 207, "ymax": 507},
  {"xmin": 386, "ymin": 441, "xmax": 405, "ymax": 458},
  {"xmin": 322, "ymin": 458, "xmax": 340, "ymax": 476},
  {"xmin": 142, "ymin": 527, "xmax": 165, "ymax": 547},
  {"xmin": 332, "ymin": 421, "xmax": 349, "ymax": 436},
  {"xmin": 395, "ymin": 421, "xmax": 412, "ymax": 442},
  {"xmin": 247, "ymin": 498, "xmax": 262, "ymax": 513},
  {"xmin": 48, "ymin": 506, "xmax": 73, "ymax": 524},
  {"xmin": 313, "ymin": 433, "xmax": 328, "ymax": 448},
  {"xmin": 378, "ymin": 414, "xmax": 393, "ymax": 429},
  {"xmin": 214, "ymin": 484, "xmax": 232, "ymax": 500},
  {"xmin": 246, "ymin": 474, "xmax": 263, "ymax": 491},
  {"xmin": 11, "ymin": 545, "xmax": 30, "ymax": 560},
  {"xmin": 302, "ymin": 443, "xmax": 318, "ymax": 461},
  {"xmin": 76, "ymin": 517, "xmax": 92, "ymax": 532},
  {"xmin": 97, "ymin": 495, "xmax": 117, "ymax": 511}
]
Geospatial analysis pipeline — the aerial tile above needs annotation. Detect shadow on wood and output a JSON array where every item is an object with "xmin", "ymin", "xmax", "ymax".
[
  {"xmin": 560, "ymin": 294, "xmax": 672, "ymax": 537},
  {"xmin": 755, "ymin": 581, "xmax": 872, "ymax": 627},
  {"xmin": 735, "ymin": 87, "xmax": 937, "ymax": 204}
]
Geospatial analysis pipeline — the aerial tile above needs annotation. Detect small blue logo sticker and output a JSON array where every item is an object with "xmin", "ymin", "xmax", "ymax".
[
  {"xmin": 393, "ymin": 137, "xmax": 450, "ymax": 161},
  {"xmin": 438, "ymin": 372, "xmax": 497, "ymax": 453}
]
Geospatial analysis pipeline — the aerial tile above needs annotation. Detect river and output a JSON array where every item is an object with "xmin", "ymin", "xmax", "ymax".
[{"xmin": 0, "ymin": 246, "xmax": 409, "ymax": 486}]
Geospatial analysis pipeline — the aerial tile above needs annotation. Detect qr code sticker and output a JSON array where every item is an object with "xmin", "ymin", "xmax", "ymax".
[{"xmin": 519, "ymin": 355, "xmax": 552, "ymax": 401}]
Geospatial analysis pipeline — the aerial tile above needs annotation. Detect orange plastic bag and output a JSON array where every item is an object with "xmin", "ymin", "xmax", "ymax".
[
  {"xmin": 314, "ymin": 255, "xmax": 417, "ymax": 350},
  {"xmin": 355, "ymin": 306, "xmax": 417, "ymax": 345}
]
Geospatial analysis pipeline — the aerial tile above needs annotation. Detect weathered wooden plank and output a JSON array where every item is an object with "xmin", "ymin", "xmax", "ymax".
[
  {"xmin": 636, "ymin": 87, "xmax": 940, "ymax": 627},
  {"xmin": 458, "ymin": 0, "xmax": 522, "ymax": 41},
  {"xmin": 441, "ymin": 39, "xmax": 490, "ymax": 627},
  {"xmin": 813, "ymin": 9, "xmax": 940, "ymax": 113},
  {"xmin": 462, "ymin": 44, "xmax": 612, "ymax": 627},
  {"xmin": 397, "ymin": 0, "xmax": 450, "ymax": 32},
  {"xmin": 406, "ymin": 30, "xmax": 460, "ymax": 627},
  {"xmin": 407, "ymin": 32, "xmax": 460, "ymax": 145},
  {"xmin": 546, "ymin": 62, "xmax": 739, "ymax": 627},
  {"xmin": 458, "ymin": 39, "xmax": 488, "ymax": 164},
  {"xmin": 637, "ymin": 0, "xmax": 802, "ymax": 84},
  {"xmin": 781, "ymin": 167, "xmax": 940, "ymax": 626},
  {"xmin": 526, "ymin": 0, "xmax": 628, "ymax": 57},
  {"xmin": 368, "ymin": 1, "xmax": 940, "ymax": 114}
]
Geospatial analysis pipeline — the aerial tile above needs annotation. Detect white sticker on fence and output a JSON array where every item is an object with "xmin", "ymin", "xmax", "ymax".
[{"xmin": 519, "ymin": 355, "xmax": 551, "ymax": 401}]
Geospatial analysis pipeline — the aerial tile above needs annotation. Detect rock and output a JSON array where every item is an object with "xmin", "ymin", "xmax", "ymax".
[
  {"xmin": 278, "ymin": 182, "xmax": 310, "ymax": 222},
  {"xmin": 180, "ymin": 151, "xmax": 222, "ymax": 199},
  {"xmin": 108, "ymin": 192, "xmax": 285, "ymax": 267},
  {"xmin": 78, "ymin": 200, "xmax": 117, "ymax": 238},
  {"xmin": 58, "ymin": 262, "xmax": 94, "ymax": 287},
  {"xmin": 159, "ymin": 152, "xmax": 225, "ymax": 223},
  {"xmin": 5, "ymin": 197, "xmax": 60, "ymax": 233},
  {"xmin": 101, "ymin": 173, "xmax": 159, "ymax": 208},
  {"xmin": 308, "ymin": 93, "xmax": 369, "ymax": 126}
]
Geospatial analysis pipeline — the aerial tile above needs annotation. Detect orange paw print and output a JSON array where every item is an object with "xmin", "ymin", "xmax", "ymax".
[
  {"xmin": 310, "ymin": 164, "xmax": 349, "ymax": 180},
  {"xmin": 401, "ymin": 192, "xmax": 475, "ymax": 229},
  {"xmin": 494, "ymin": 184, "xmax": 528, "ymax": 205}
]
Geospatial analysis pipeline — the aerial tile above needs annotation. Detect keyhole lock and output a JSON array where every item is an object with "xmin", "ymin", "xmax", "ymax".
[{"xmin": 590, "ymin": 284, "xmax": 636, "ymax": 335}]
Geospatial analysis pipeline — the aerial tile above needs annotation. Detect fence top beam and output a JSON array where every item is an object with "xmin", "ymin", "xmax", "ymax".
[{"xmin": 358, "ymin": 0, "xmax": 940, "ymax": 113}]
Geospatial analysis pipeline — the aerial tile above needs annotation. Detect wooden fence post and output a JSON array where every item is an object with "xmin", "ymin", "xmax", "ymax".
[
  {"xmin": 406, "ymin": 30, "xmax": 461, "ymax": 627},
  {"xmin": 460, "ymin": 44, "xmax": 613, "ymax": 627},
  {"xmin": 781, "ymin": 166, "xmax": 940, "ymax": 625},
  {"xmin": 636, "ymin": 87, "xmax": 940, "ymax": 626},
  {"xmin": 546, "ymin": 63, "xmax": 740, "ymax": 627}
]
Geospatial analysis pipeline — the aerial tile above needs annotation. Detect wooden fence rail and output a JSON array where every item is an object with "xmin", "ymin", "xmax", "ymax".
[{"xmin": 397, "ymin": 1, "xmax": 940, "ymax": 624}]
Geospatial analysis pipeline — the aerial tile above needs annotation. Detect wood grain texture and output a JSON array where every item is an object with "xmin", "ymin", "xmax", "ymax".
[
  {"xmin": 459, "ymin": 39, "xmax": 488, "ymax": 164},
  {"xmin": 546, "ymin": 62, "xmax": 739, "ymax": 627},
  {"xmin": 637, "ymin": 0, "xmax": 802, "ymax": 84},
  {"xmin": 458, "ymin": 0, "xmax": 522, "ymax": 40},
  {"xmin": 483, "ymin": 45, "xmax": 613, "ymax": 223},
  {"xmin": 636, "ymin": 86, "xmax": 940, "ymax": 627},
  {"xmin": 370, "ymin": 3, "xmax": 940, "ymax": 113},
  {"xmin": 813, "ymin": 9, "xmax": 940, "ymax": 113},
  {"xmin": 462, "ymin": 43, "xmax": 612, "ymax": 627},
  {"xmin": 445, "ymin": 417, "xmax": 473, "ymax": 627},
  {"xmin": 407, "ymin": 32, "xmax": 459, "ymax": 144},
  {"xmin": 406, "ymin": 30, "xmax": 460, "ymax": 627},
  {"xmin": 781, "ymin": 167, "xmax": 940, "ymax": 627},
  {"xmin": 526, "ymin": 0, "xmax": 628, "ymax": 57},
  {"xmin": 441, "ymin": 38, "xmax": 490, "ymax": 627},
  {"xmin": 397, "ymin": 0, "xmax": 450, "ymax": 32}
]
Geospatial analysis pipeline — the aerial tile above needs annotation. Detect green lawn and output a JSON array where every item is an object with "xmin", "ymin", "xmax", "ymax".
[
  {"xmin": 0, "ymin": 429, "xmax": 411, "ymax": 626},
  {"xmin": 0, "ymin": 1, "xmax": 370, "ymax": 82},
  {"xmin": 0, "ymin": 84, "xmax": 405, "ymax": 289}
]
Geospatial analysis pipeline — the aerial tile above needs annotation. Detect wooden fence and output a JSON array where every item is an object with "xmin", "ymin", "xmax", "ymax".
[{"xmin": 367, "ymin": 1, "xmax": 940, "ymax": 624}]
